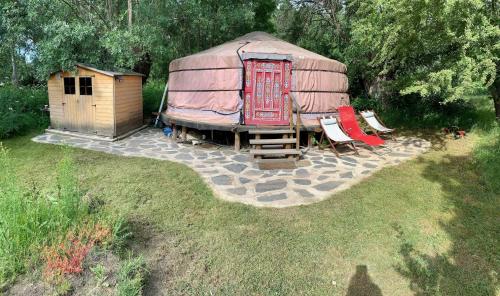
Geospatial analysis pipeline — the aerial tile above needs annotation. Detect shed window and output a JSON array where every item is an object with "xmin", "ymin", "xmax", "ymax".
[
  {"xmin": 64, "ymin": 77, "xmax": 75, "ymax": 94},
  {"xmin": 79, "ymin": 77, "xmax": 93, "ymax": 96}
]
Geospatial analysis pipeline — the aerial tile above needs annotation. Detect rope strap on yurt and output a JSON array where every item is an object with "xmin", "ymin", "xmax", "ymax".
[{"xmin": 290, "ymin": 94, "xmax": 303, "ymax": 148}]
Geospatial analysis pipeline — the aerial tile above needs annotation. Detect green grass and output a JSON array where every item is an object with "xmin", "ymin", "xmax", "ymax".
[
  {"xmin": 473, "ymin": 124, "xmax": 500, "ymax": 194},
  {"xmin": 117, "ymin": 255, "xmax": 148, "ymax": 296},
  {"xmin": 0, "ymin": 145, "xmax": 88, "ymax": 283},
  {"xmin": 1, "ymin": 131, "xmax": 498, "ymax": 295}
]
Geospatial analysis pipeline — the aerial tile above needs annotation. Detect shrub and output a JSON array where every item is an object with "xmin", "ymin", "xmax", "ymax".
[
  {"xmin": 43, "ymin": 223, "xmax": 111, "ymax": 283},
  {"xmin": 350, "ymin": 94, "xmax": 489, "ymax": 130},
  {"xmin": 142, "ymin": 80, "xmax": 166, "ymax": 122},
  {"xmin": 0, "ymin": 146, "xmax": 88, "ymax": 284},
  {"xmin": 350, "ymin": 96, "xmax": 380, "ymax": 111},
  {"xmin": 0, "ymin": 84, "xmax": 49, "ymax": 138},
  {"xmin": 473, "ymin": 124, "xmax": 500, "ymax": 194}
]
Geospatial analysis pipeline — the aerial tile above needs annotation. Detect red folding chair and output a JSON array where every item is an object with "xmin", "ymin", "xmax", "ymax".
[{"xmin": 337, "ymin": 106, "xmax": 385, "ymax": 146}]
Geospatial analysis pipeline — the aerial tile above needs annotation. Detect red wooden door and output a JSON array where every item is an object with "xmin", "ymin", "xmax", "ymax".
[{"xmin": 243, "ymin": 60, "xmax": 291, "ymax": 125}]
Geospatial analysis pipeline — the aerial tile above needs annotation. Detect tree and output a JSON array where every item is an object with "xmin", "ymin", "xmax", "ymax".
[
  {"xmin": 253, "ymin": 0, "xmax": 277, "ymax": 32},
  {"xmin": 0, "ymin": 1, "xmax": 30, "ymax": 85},
  {"xmin": 347, "ymin": 0, "xmax": 500, "ymax": 118}
]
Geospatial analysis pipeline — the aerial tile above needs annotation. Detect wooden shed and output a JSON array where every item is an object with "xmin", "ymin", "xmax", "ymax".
[{"xmin": 48, "ymin": 64, "xmax": 144, "ymax": 138}]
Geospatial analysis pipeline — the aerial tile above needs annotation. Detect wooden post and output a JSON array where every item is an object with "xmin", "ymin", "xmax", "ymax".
[
  {"xmin": 283, "ymin": 133, "xmax": 291, "ymax": 149},
  {"xmin": 181, "ymin": 126, "xmax": 187, "ymax": 141},
  {"xmin": 234, "ymin": 131, "xmax": 240, "ymax": 152},
  {"xmin": 172, "ymin": 124, "xmax": 178, "ymax": 139},
  {"xmin": 154, "ymin": 81, "xmax": 168, "ymax": 127},
  {"xmin": 255, "ymin": 134, "xmax": 262, "ymax": 159},
  {"xmin": 308, "ymin": 132, "xmax": 314, "ymax": 148},
  {"xmin": 294, "ymin": 96, "xmax": 301, "ymax": 150}
]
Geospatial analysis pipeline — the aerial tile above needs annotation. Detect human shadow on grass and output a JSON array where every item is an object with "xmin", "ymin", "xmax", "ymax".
[
  {"xmin": 394, "ymin": 154, "xmax": 499, "ymax": 296},
  {"xmin": 346, "ymin": 265, "xmax": 383, "ymax": 296}
]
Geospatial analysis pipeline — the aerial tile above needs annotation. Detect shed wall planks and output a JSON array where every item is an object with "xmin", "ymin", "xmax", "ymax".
[
  {"xmin": 47, "ymin": 76, "xmax": 64, "ymax": 129},
  {"xmin": 114, "ymin": 76, "xmax": 143, "ymax": 136}
]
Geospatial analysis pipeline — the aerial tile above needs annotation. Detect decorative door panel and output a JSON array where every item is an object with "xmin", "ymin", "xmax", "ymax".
[{"xmin": 244, "ymin": 60, "xmax": 291, "ymax": 125}]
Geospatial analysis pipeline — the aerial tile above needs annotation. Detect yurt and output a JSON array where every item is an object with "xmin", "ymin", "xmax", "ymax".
[{"xmin": 161, "ymin": 32, "xmax": 349, "ymax": 153}]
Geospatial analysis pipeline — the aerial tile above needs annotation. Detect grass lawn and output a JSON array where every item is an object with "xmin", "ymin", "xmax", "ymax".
[{"xmin": 1, "ymin": 130, "xmax": 498, "ymax": 295}]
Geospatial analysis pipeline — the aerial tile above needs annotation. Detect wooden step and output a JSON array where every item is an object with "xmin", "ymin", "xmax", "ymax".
[
  {"xmin": 256, "ymin": 158, "xmax": 297, "ymax": 170},
  {"xmin": 249, "ymin": 138, "xmax": 296, "ymax": 145},
  {"xmin": 250, "ymin": 149, "xmax": 301, "ymax": 156},
  {"xmin": 248, "ymin": 129, "xmax": 294, "ymax": 134},
  {"xmin": 260, "ymin": 144, "xmax": 286, "ymax": 149}
]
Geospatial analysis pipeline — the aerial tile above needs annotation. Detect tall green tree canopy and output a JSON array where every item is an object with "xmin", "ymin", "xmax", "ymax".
[
  {"xmin": 348, "ymin": 0, "xmax": 499, "ymax": 102},
  {"xmin": 276, "ymin": 0, "xmax": 499, "ymax": 120},
  {"xmin": 1, "ymin": 0, "xmax": 498, "ymax": 120},
  {"xmin": 1, "ymin": 0, "xmax": 275, "ymax": 81}
]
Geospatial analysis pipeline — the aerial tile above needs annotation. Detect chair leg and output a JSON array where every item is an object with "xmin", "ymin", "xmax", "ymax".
[
  {"xmin": 351, "ymin": 142, "xmax": 359, "ymax": 155},
  {"xmin": 331, "ymin": 145, "xmax": 340, "ymax": 157},
  {"xmin": 319, "ymin": 131, "xmax": 325, "ymax": 150},
  {"xmin": 327, "ymin": 137, "xmax": 340, "ymax": 157}
]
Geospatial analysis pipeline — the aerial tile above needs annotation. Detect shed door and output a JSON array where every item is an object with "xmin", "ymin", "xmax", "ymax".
[
  {"xmin": 62, "ymin": 77, "xmax": 78, "ymax": 131},
  {"xmin": 243, "ymin": 60, "xmax": 291, "ymax": 125},
  {"xmin": 62, "ymin": 76, "xmax": 95, "ymax": 133},
  {"xmin": 77, "ymin": 77, "xmax": 95, "ymax": 133}
]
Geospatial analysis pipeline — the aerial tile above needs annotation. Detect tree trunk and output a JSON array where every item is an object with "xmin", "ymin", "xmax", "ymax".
[
  {"xmin": 11, "ymin": 49, "xmax": 18, "ymax": 86},
  {"xmin": 490, "ymin": 76, "xmax": 500, "ymax": 122},
  {"xmin": 494, "ymin": 98, "xmax": 500, "ymax": 122},
  {"xmin": 107, "ymin": 0, "xmax": 113, "ymax": 23},
  {"xmin": 127, "ymin": 0, "xmax": 132, "ymax": 30},
  {"xmin": 133, "ymin": 53, "xmax": 152, "ymax": 84},
  {"xmin": 492, "ymin": 91, "xmax": 500, "ymax": 123}
]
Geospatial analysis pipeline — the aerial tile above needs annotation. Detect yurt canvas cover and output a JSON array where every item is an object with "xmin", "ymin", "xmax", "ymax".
[{"xmin": 166, "ymin": 32, "xmax": 349, "ymax": 128}]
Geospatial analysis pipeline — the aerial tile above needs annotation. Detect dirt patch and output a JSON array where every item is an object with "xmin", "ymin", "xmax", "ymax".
[
  {"xmin": 127, "ymin": 221, "xmax": 173, "ymax": 296},
  {"xmin": 5, "ymin": 248, "xmax": 120, "ymax": 296}
]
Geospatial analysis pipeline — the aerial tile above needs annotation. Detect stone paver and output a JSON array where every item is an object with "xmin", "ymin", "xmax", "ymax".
[
  {"xmin": 256, "ymin": 179, "xmax": 288, "ymax": 193},
  {"xmin": 32, "ymin": 128, "xmax": 430, "ymax": 208}
]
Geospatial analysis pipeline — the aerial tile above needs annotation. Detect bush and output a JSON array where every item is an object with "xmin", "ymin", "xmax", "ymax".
[
  {"xmin": 350, "ymin": 96, "xmax": 380, "ymax": 111},
  {"xmin": 350, "ymin": 94, "xmax": 490, "ymax": 130},
  {"xmin": 0, "ymin": 146, "xmax": 88, "ymax": 284},
  {"xmin": 0, "ymin": 84, "xmax": 49, "ymax": 138},
  {"xmin": 142, "ymin": 80, "xmax": 166, "ymax": 121},
  {"xmin": 473, "ymin": 124, "xmax": 500, "ymax": 194}
]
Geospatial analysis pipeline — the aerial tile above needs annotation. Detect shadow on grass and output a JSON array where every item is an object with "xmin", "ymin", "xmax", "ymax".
[
  {"xmin": 346, "ymin": 265, "xmax": 383, "ymax": 296},
  {"xmin": 396, "ymin": 129, "xmax": 448, "ymax": 151},
  {"xmin": 394, "ymin": 153, "xmax": 499, "ymax": 295}
]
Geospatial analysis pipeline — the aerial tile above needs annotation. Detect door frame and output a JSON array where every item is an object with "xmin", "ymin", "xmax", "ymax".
[{"xmin": 242, "ymin": 57, "xmax": 292, "ymax": 126}]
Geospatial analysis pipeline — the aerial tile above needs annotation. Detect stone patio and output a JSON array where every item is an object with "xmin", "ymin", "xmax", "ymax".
[{"xmin": 32, "ymin": 128, "xmax": 430, "ymax": 208}]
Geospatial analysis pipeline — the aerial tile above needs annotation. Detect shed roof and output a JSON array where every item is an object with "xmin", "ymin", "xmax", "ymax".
[{"xmin": 76, "ymin": 63, "xmax": 145, "ymax": 77}]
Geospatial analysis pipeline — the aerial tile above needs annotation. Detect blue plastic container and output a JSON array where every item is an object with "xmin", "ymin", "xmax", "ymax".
[{"xmin": 163, "ymin": 127, "xmax": 173, "ymax": 137}]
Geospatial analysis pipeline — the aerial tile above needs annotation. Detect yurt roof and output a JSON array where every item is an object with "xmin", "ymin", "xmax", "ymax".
[{"xmin": 169, "ymin": 32, "xmax": 347, "ymax": 73}]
